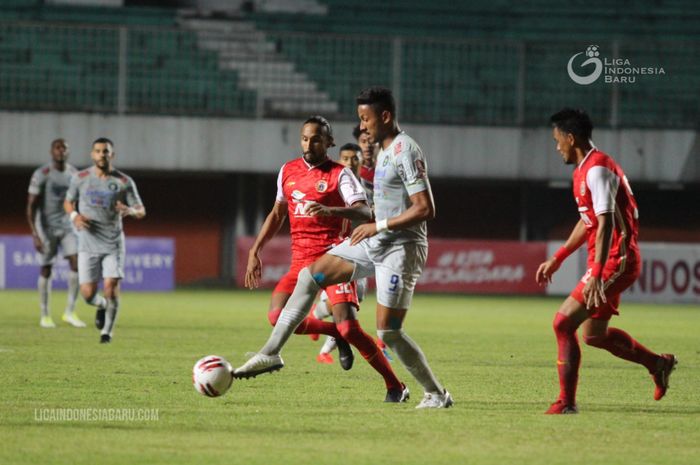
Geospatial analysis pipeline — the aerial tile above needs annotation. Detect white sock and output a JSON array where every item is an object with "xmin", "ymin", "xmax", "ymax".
[
  {"xmin": 260, "ymin": 267, "xmax": 320, "ymax": 355},
  {"xmin": 38, "ymin": 276, "xmax": 51, "ymax": 318},
  {"xmin": 320, "ymin": 336, "xmax": 337, "ymax": 355},
  {"xmin": 101, "ymin": 297, "xmax": 120, "ymax": 337},
  {"xmin": 86, "ymin": 293, "xmax": 107, "ymax": 309},
  {"xmin": 378, "ymin": 329, "xmax": 444, "ymax": 394},
  {"xmin": 313, "ymin": 294, "xmax": 331, "ymax": 319},
  {"xmin": 64, "ymin": 271, "xmax": 79, "ymax": 315}
]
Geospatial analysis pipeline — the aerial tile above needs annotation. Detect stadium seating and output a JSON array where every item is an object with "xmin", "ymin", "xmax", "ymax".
[
  {"xmin": 245, "ymin": 0, "xmax": 700, "ymax": 127},
  {"xmin": 0, "ymin": 1, "xmax": 697, "ymax": 127},
  {"xmin": 0, "ymin": 4, "xmax": 256, "ymax": 116}
]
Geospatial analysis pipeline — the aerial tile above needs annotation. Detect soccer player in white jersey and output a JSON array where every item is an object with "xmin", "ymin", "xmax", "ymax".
[
  {"xmin": 236, "ymin": 87, "xmax": 452, "ymax": 409},
  {"xmin": 26, "ymin": 138, "xmax": 85, "ymax": 328},
  {"xmin": 64, "ymin": 138, "xmax": 146, "ymax": 343}
]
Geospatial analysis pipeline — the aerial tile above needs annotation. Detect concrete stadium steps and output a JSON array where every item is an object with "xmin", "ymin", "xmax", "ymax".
[{"xmin": 179, "ymin": 17, "xmax": 339, "ymax": 116}]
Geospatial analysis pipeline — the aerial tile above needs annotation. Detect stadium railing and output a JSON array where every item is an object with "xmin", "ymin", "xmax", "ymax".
[{"xmin": 0, "ymin": 21, "xmax": 697, "ymax": 128}]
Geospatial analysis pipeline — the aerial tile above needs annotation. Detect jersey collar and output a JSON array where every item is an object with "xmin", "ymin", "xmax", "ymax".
[
  {"xmin": 302, "ymin": 155, "xmax": 330, "ymax": 170},
  {"xmin": 576, "ymin": 147, "xmax": 596, "ymax": 170}
]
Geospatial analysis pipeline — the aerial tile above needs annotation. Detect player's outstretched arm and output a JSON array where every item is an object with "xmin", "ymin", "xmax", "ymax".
[
  {"xmin": 245, "ymin": 202, "xmax": 287, "ymax": 289},
  {"xmin": 535, "ymin": 219, "xmax": 588, "ymax": 285},
  {"xmin": 26, "ymin": 194, "xmax": 43, "ymax": 252},
  {"xmin": 304, "ymin": 200, "xmax": 371, "ymax": 222},
  {"xmin": 350, "ymin": 189, "xmax": 434, "ymax": 245}
]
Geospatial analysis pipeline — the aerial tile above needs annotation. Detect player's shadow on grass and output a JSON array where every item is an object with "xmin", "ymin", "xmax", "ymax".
[{"xmin": 588, "ymin": 403, "xmax": 700, "ymax": 415}]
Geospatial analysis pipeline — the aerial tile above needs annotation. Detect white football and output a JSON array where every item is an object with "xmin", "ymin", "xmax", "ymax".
[{"xmin": 193, "ymin": 355, "xmax": 234, "ymax": 397}]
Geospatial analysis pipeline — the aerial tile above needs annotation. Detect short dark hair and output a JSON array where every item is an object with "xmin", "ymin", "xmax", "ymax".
[
  {"xmin": 356, "ymin": 86, "xmax": 396, "ymax": 116},
  {"xmin": 352, "ymin": 124, "xmax": 363, "ymax": 141},
  {"xmin": 549, "ymin": 108, "xmax": 593, "ymax": 142},
  {"xmin": 92, "ymin": 137, "xmax": 114, "ymax": 147},
  {"xmin": 339, "ymin": 143, "xmax": 361, "ymax": 154},
  {"xmin": 303, "ymin": 115, "xmax": 333, "ymax": 139}
]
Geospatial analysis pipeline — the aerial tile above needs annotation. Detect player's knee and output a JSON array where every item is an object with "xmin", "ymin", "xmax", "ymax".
[
  {"xmin": 267, "ymin": 308, "xmax": 282, "ymax": 326},
  {"xmin": 336, "ymin": 319, "xmax": 359, "ymax": 339},
  {"xmin": 553, "ymin": 313, "xmax": 575, "ymax": 335},
  {"xmin": 40, "ymin": 266, "xmax": 52, "ymax": 278},
  {"xmin": 377, "ymin": 328, "xmax": 402, "ymax": 346},
  {"xmin": 298, "ymin": 267, "xmax": 323, "ymax": 288},
  {"xmin": 80, "ymin": 286, "xmax": 95, "ymax": 301},
  {"xmin": 582, "ymin": 334, "xmax": 606, "ymax": 347}
]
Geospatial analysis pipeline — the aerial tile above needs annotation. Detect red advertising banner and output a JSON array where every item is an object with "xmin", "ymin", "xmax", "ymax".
[
  {"xmin": 235, "ymin": 236, "xmax": 292, "ymax": 288},
  {"xmin": 419, "ymin": 239, "xmax": 546, "ymax": 294},
  {"xmin": 235, "ymin": 236, "xmax": 547, "ymax": 295}
]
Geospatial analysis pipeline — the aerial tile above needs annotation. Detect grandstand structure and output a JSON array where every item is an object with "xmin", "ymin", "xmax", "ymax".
[
  {"xmin": 0, "ymin": 0, "xmax": 698, "ymax": 127},
  {"xmin": 0, "ymin": 0, "xmax": 698, "ymax": 287}
]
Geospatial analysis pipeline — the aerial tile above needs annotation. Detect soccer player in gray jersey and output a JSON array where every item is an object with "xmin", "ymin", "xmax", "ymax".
[
  {"xmin": 26, "ymin": 138, "xmax": 85, "ymax": 328},
  {"xmin": 64, "ymin": 138, "xmax": 146, "ymax": 343},
  {"xmin": 236, "ymin": 87, "xmax": 452, "ymax": 409}
]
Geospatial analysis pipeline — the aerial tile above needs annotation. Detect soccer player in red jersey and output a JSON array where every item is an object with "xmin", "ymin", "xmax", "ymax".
[
  {"xmin": 536, "ymin": 108, "xmax": 677, "ymax": 414},
  {"xmin": 353, "ymin": 124, "xmax": 378, "ymax": 194},
  {"xmin": 243, "ymin": 116, "xmax": 407, "ymax": 401}
]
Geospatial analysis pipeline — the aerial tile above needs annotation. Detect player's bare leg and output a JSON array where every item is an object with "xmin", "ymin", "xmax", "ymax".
[
  {"xmin": 100, "ymin": 278, "xmax": 121, "ymax": 343},
  {"xmin": 38, "ymin": 265, "xmax": 55, "ymax": 328},
  {"xmin": 80, "ymin": 282, "xmax": 107, "ymax": 331},
  {"xmin": 61, "ymin": 254, "xmax": 85, "ymax": 327},
  {"xmin": 581, "ymin": 314, "xmax": 676, "ymax": 401},
  {"xmin": 234, "ymin": 255, "xmax": 354, "ymax": 378},
  {"xmin": 376, "ymin": 305, "xmax": 451, "ymax": 408}
]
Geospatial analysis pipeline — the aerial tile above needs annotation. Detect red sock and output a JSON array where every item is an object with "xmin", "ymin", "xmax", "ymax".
[
  {"xmin": 553, "ymin": 313, "xmax": 580, "ymax": 406},
  {"xmin": 337, "ymin": 320, "xmax": 402, "ymax": 391},
  {"xmin": 268, "ymin": 308, "xmax": 341, "ymax": 338},
  {"xmin": 584, "ymin": 327, "xmax": 659, "ymax": 373},
  {"xmin": 295, "ymin": 316, "xmax": 341, "ymax": 339}
]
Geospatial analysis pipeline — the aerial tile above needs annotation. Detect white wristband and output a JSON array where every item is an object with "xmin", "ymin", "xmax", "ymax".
[
  {"xmin": 375, "ymin": 219, "xmax": 389, "ymax": 233},
  {"xmin": 70, "ymin": 211, "xmax": 78, "ymax": 222}
]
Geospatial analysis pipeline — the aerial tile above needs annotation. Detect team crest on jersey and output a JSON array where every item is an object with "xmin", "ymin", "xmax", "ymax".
[
  {"xmin": 579, "ymin": 181, "xmax": 586, "ymax": 196},
  {"xmin": 315, "ymin": 180, "xmax": 328, "ymax": 193},
  {"xmin": 108, "ymin": 182, "xmax": 119, "ymax": 192}
]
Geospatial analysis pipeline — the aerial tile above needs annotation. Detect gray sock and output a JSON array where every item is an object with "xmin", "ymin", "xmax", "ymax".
[
  {"xmin": 101, "ymin": 297, "xmax": 120, "ymax": 337},
  {"xmin": 64, "ymin": 271, "xmax": 79, "ymax": 314},
  {"xmin": 260, "ymin": 267, "xmax": 320, "ymax": 355},
  {"xmin": 38, "ymin": 276, "xmax": 51, "ymax": 318},
  {"xmin": 86, "ymin": 293, "xmax": 107, "ymax": 309},
  {"xmin": 378, "ymin": 329, "xmax": 443, "ymax": 394},
  {"xmin": 320, "ymin": 336, "xmax": 337, "ymax": 355},
  {"xmin": 313, "ymin": 296, "xmax": 331, "ymax": 319}
]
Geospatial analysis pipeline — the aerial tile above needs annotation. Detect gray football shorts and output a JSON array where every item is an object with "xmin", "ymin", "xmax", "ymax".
[
  {"xmin": 38, "ymin": 229, "xmax": 78, "ymax": 266},
  {"xmin": 78, "ymin": 251, "xmax": 125, "ymax": 284},
  {"xmin": 328, "ymin": 238, "xmax": 427, "ymax": 309}
]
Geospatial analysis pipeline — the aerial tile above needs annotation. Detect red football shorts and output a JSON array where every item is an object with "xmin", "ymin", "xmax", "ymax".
[
  {"xmin": 273, "ymin": 261, "xmax": 358, "ymax": 307},
  {"xmin": 571, "ymin": 256, "xmax": 641, "ymax": 320}
]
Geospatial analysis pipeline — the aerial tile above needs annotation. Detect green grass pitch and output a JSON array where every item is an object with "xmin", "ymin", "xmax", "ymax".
[{"xmin": 1, "ymin": 290, "xmax": 698, "ymax": 465}]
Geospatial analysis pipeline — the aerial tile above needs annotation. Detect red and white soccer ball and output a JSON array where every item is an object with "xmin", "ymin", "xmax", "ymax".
[{"xmin": 193, "ymin": 355, "xmax": 234, "ymax": 398}]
